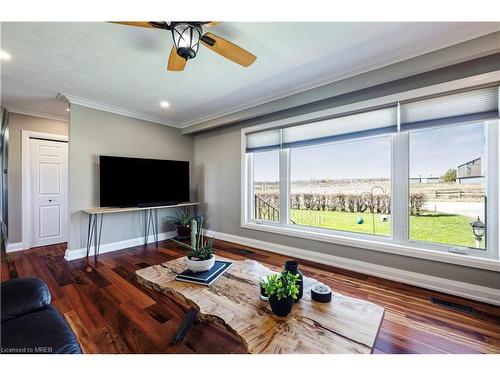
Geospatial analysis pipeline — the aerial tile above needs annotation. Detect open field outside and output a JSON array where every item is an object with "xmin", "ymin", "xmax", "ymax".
[{"xmin": 290, "ymin": 209, "xmax": 482, "ymax": 249}]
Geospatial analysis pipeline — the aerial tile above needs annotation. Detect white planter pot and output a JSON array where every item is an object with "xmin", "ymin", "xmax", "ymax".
[{"xmin": 186, "ymin": 255, "xmax": 215, "ymax": 273}]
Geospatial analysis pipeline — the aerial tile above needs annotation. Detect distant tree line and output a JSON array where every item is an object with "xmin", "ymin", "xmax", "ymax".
[{"xmin": 256, "ymin": 192, "xmax": 426, "ymax": 216}]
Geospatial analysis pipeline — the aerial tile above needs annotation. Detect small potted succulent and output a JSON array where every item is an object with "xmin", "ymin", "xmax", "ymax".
[
  {"xmin": 186, "ymin": 237, "xmax": 215, "ymax": 273},
  {"xmin": 167, "ymin": 209, "xmax": 193, "ymax": 239},
  {"xmin": 260, "ymin": 272, "xmax": 300, "ymax": 317},
  {"xmin": 185, "ymin": 218, "xmax": 215, "ymax": 272}
]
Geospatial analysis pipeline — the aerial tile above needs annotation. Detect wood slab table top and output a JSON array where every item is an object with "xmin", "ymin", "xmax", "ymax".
[{"xmin": 135, "ymin": 256, "xmax": 385, "ymax": 354}]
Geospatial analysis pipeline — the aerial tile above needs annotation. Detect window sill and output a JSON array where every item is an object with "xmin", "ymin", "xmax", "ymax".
[{"xmin": 241, "ymin": 221, "xmax": 500, "ymax": 272}]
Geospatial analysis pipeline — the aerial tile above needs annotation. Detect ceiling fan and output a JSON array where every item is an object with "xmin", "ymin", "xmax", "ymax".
[{"xmin": 111, "ymin": 21, "xmax": 257, "ymax": 71}]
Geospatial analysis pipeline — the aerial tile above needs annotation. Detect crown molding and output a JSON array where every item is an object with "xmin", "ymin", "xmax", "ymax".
[
  {"xmin": 57, "ymin": 93, "xmax": 181, "ymax": 128},
  {"xmin": 5, "ymin": 106, "xmax": 68, "ymax": 122}
]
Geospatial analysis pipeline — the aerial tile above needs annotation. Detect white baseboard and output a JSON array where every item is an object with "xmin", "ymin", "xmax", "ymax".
[
  {"xmin": 64, "ymin": 231, "xmax": 177, "ymax": 261},
  {"xmin": 205, "ymin": 229, "xmax": 500, "ymax": 306},
  {"xmin": 6, "ymin": 242, "xmax": 24, "ymax": 253}
]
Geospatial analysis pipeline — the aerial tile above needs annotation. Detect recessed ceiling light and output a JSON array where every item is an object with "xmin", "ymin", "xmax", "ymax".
[
  {"xmin": 66, "ymin": 108, "xmax": 70, "ymax": 112},
  {"xmin": 160, "ymin": 101, "xmax": 170, "ymax": 108},
  {"xmin": 1, "ymin": 50, "xmax": 11, "ymax": 60}
]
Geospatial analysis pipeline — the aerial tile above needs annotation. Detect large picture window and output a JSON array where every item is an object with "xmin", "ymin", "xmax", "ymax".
[
  {"xmin": 243, "ymin": 85, "xmax": 499, "ymax": 267},
  {"xmin": 409, "ymin": 122, "xmax": 487, "ymax": 249},
  {"xmin": 251, "ymin": 150, "xmax": 280, "ymax": 222},
  {"xmin": 290, "ymin": 136, "xmax": 391, "ymax": 237}
]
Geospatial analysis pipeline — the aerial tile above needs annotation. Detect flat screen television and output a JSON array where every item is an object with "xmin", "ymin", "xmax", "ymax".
[{"xmin": 99, "ymin": 156, "xmax": 189, "ymax": 207}]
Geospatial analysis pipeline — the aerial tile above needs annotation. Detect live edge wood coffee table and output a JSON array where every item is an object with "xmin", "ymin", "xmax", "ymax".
[{"xmin": 136, "ymin": 256, "xmax": 385, "ymax": 354}]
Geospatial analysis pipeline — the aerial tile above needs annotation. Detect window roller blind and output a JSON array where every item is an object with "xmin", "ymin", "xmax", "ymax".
[
  {"xmin": 282, "ymin": 107, "xmax": 397, "ymax": 148},
  {"xmin": 246, "ymin": 129, "xmax": 281, "ymax": 152},
  {"xmin": 400, "ymin": 86, "xmax": 499, "ymax": 131},
  {"xmin": 245, "ymin": 86, "xmax": 499, "ymax": 152},
  {"xmin": 245, "ymin": 107, "xmax": 397, "ymax": 152}
]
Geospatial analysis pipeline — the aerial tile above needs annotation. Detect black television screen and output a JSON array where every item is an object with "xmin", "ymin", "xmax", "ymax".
[{"xmin": 99, "ymin": 156, "xmax": 189, "ymax": 207}]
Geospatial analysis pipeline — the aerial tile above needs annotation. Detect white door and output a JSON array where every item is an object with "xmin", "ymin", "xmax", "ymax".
[{"xmin": 30, "ymin": 138, "xmax": 68, "ymax": 247}]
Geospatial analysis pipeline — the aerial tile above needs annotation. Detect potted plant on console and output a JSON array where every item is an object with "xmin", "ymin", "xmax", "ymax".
[
  {"xmin": 167, "ymin": 209, "xmax": 193, "ymax": 239},
  {"xmin": 261, "ymin": 272, "xmax": 300, "ymax": 317}
]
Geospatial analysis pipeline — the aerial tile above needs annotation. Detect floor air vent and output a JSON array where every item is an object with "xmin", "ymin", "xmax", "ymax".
[
  {"xmin": 235, "ymin": 248, "xmax": 255, "ymax": 255},
  {"xmin": 431, "ymin": 297, "xmax": 476, "ymax": 315}
]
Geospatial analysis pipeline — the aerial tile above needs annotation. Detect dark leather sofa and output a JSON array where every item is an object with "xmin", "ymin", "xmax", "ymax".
[{"xmin": 1, "ymin": 277, "xmax": 81, "ymax": 354}]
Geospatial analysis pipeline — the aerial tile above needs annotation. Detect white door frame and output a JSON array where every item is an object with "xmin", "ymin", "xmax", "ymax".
[{"xmin": 21, "ymin": 130, "xmax": 69, "ymax": 249}]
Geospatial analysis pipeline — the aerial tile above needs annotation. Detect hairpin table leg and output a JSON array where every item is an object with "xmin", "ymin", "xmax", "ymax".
[
  {"xmin": 154, "ymin": 208, "xmax": 159, "ymax": 247},
  {"xmin": 94, "ymin": 213, "xmax": 103, "ymax": 264},
  {"xmin": 144, "ymin": 210, "xmax": 149, "ymax": 245},
  {"xmin": 86, "ymin": 213, "xmax": 95, "ymax": 260}
]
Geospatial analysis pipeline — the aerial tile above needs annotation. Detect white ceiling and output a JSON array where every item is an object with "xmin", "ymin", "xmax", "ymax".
[{"xmin": 2, "ymin": 22, "xmax": 500, "ymax": 128}]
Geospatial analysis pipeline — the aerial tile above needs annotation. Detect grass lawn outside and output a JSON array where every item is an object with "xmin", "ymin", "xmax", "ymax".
[
  {"xmin": 290, "ymin": 209, "xmax": 483, "ymax": 249},
  {"xmin": 409, "ymin": 212, "xmax": 482, "ymax": 249}
]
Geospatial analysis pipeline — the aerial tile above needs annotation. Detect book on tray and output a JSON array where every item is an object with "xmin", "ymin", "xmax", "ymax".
[{"xmin": 176, "ymin": 260, "xmax": 232, "ymax": 286}]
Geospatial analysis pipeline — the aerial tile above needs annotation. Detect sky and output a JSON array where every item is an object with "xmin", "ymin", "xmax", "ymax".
[
  {"xmin": 252, "ymin": 123, "xmax": 485, "ymax": 182},
  {"xmin": 409, "ymin": 122, "xmax": 484, "ymax": 177}
]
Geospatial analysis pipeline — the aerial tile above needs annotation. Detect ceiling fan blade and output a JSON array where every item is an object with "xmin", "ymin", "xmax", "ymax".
[
  {"xmin": 201, "ymin": 32, "xmax": 256, "ymax": 67},
  {"xmin": 204, "ymin": 22, "xmax": 221, "ymax": 27},
  {"xmin": 110, "ymin": 21, "xmax": 154, "ymax": 28},
  {"xmin": 167, "ymin": 46, "xmax": 187, "ymax": 71}
]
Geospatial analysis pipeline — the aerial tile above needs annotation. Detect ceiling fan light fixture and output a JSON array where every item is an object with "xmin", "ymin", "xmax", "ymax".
[{"xmin": 171, "ymin": 22, "xmax": 202, "ymax": 60}]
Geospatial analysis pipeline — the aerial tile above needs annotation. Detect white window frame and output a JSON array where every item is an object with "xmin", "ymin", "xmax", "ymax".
[
  {"xmin": 404, "ymin": 121, "xmax": 498, "ymax": 259},
  {"xmin": 241, "ymin": 78, "xmax": 500, "ymax": 272}
]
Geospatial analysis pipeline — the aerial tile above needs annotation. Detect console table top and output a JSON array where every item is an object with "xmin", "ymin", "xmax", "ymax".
[
  {"xmin": 136, "ymin": 256, "xmax": 385, "ymax": 354},
  {"xmin": 82, "ymin": 201, "xmax": 199, "ymax": 215}
]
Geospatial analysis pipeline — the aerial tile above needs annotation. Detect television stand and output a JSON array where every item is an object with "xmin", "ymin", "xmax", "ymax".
[
  {"xmin": 137, "ymin": 201, "xmax": 178, "ymax": 208},
  {"xmin": 81, "ymin": 202, "xmax": 199, "ymax": 264}
]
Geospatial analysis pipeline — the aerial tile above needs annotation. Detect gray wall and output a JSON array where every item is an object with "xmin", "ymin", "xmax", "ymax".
[
  {"xmin": 7, "ymin": 113, "xmax": 68, "ymax": 243},
  {"xmin": 193, "ymin": 48, "xmax": 500, "ymax": 289},
  {"xmin": 68, "ymin": 104, "xmax": 194, "ymax": 250}
]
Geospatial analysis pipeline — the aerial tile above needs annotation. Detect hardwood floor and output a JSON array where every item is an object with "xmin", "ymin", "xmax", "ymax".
[{"xmin": 2, "ymin": 239, "xmax": 500, "ymax": 354}]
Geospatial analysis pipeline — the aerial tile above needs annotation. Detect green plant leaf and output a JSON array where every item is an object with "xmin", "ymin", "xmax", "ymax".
[{"xmin": 261, "ymin": 271, "xmax": 300, "ymax": 300}]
